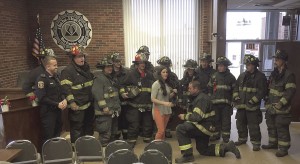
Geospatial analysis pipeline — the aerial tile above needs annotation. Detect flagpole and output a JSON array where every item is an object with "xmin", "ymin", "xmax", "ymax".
[{"xmin": 37, "ymin": 13, "xmax": 40, "ymax": 25}]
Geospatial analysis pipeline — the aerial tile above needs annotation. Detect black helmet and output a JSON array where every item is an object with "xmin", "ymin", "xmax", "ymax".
[
  {"xmin": 183, "ymin": 59, "xmax": 198, "ymax": 69},
  {"xmin": 157, "ymin": 56, "xmax": 172, "ymax": 66},
  {"xmin": 200, "ymin": 53, "xmax": 214, "ymax": 62},
  {"xmin": 216, "ymin": 56, "xmax": 232, "ymax": 66},
  {"xmin": 96, "ymin": 57, "xmax": 113, "ymax": 69},
  {"xmin": 136, "ymin": 45, "xmax": 150, "ymax": 55},
  {"xmin": 273, "ymin": 50, "xmax": 288, "ymax": 61},
  {"xmin": 244, "ymin": 54, "xmax": 259, "ymax": 66}
]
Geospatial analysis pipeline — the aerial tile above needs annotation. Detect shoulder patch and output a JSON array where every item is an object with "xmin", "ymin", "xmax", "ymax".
[
  {"xmin": 38, "ymin": 81, "xmax": 44, "ymax": 89},
  {"xmin": 40, "ymin": 74, "xmax": 46, "ymax": 78}
]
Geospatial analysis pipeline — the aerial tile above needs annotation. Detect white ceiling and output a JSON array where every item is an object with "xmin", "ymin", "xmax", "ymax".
[{"xmin": 227, "ymin": 0, "xmax": 300, "ymax": 10}]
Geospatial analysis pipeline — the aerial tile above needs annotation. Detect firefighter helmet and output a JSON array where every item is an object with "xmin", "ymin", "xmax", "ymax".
[
  {"xmin": 273, "ymin": 50, "xmax": 288, "ymax": 61},
  {"xmin": 136, "ymin": 45, "xmax": 150, "ymax": 55},
  {"xmin": 216, "ymin": 56, "xmax": 232, "ymax": 66},
  {"xmin": 132, "ymin": 53, "xmax": 148, "ymax": 64},
  {"xmin": 244, "ymin": 54, "xmax": 260, "ymax": 66},
  {"xmin": 157, "ymin": 56, "xmax": 172, "ymax": 66},
  {"xmin": 183, "ymin": 59, "xmax": 198, "ymax": 69},
  {"xmin": 200, "ymin": 53, "xmax": 214, "ymax": 62},
  {"xmin": 109, "ymin": 52, "xmax": 121, "ymax": 62},
  {"xmin": 96, "ymin": 57, "xmax": 113, "ymax": 69},
  {"xmin": 68, "ymin": 45, "xmax": 87, "ymax": 57}
]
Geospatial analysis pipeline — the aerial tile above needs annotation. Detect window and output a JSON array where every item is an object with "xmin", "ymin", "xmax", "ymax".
[{"xmin": 123, "ymin": 0, "xmax": 199, "ymax": 78}]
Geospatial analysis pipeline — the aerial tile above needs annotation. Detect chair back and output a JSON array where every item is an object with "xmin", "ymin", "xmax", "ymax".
[
  {"xmin": 42, "ymin": 137, "xmax": 73, "ymax": 164},
  {"xmin": 144, "ymin": 140, "xmax": 172, "ymax": 163},
  {"xmin": 107, "ymin": 149, "xmax": 138, "ymax": 164},
  {"xmin": 105, "ymin": 140, "xmax": 132, "ymax": 159},
  {"xmin": 140, "ymin": 149, "xmax": 169, "ymax": 164},
  {"xmin": 74, "ymin": 135, "xmax": 103, "ymax": 162},
  {"xmin": 6, "ymin": 140, "xmax": 40, "ymax": 164}
]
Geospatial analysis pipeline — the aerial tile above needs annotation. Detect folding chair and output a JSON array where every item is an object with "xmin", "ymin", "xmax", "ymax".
[
  {"xmin": 140, "ymin": 149, "xmax": 169, "ymax": 164},
  {"xmin": 106, "ymin": 149, "xmax": 138, "ymax": 164},
  {"xmin": 144, "ymin": 140, "xmax": 172, "ymax": 163},
  {"xmin": 74, "ymin": 135, "xmax": 103, "ymax": 163},
  {"xmin": 104, "ymin": 140, "xmax": 132, "ymax": 160},
  {"xmin": 6, "ymin": 140, "xmax": 40, "ymax": 164},
  {"xmin": 42, "ymin": 137, "xmax": 73, "ymax": 164}
]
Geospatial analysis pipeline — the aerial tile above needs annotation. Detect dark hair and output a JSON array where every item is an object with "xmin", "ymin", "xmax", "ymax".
[
  {"xmin": 157, "ymin": 66, "xmax": 171, "ymax": 96},
  {"xmin": 189, "ymin": 80, "xmax": 201, "ymax": 91},
  {"xmin": 43, "ymin": 56, "xmax": 57, "ymax": 66}
]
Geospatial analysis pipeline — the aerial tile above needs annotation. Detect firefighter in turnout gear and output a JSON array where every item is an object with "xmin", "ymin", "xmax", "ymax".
[
  {"xmin": 155, "ymin": 56, "xmax": 180, "ymax": 138},
  {"xmin": 262, "ymin": 50, "xmax": 296, "ymax": 157},
  {"xmin": 130, "ymin": 45, "xmax": 155, "ymax": 72},
  {"xmin": 233, "ymin": 54, "xmax": 267, "ymax": 151},
  {"xmin": 60, "ymin": 45, "xmax": 95, "ymax": 143},
  {"xmin": 120, "ymin": 53, "xmax": 155, "ymax": 147},
  {"xmin": 175, "ymin": 81, "xmax": 241, "ymax": 163},
  {"xmin": 208, "ymin": 56, "xmax": 236, "ymax": 143},
  {"xmin": 109, "ymin": 52, "xmax": 130, "ymax": 140},
  {"xmin": 92, "ymin": 57, "xmax": 121, "ymax": 146},
  {"xmin": 179, "ymin": 59, "xmax": 198, "ymax": 111},
  {"xmin": 195, "ymin": 53, "xmax": 216, "ymax": 94}
]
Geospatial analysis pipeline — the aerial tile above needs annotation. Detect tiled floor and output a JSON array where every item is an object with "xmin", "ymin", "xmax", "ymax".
[{"xmin": 66, "ymin": 111, "xmax": 300, "ymax": 164}]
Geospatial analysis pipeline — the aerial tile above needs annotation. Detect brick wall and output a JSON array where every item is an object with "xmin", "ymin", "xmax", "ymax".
[
  {"xmin": 0, "ymin": 0, "xmax": 30, "ymax": 87},
  {"xmin": 0, "ymin": 0, "xmax": 212, "ymax": 87}
]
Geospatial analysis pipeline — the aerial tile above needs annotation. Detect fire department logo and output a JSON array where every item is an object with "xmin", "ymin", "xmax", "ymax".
[{"xmin": 51, "ymin": 10, "xmax": 92, "ymax": 51}]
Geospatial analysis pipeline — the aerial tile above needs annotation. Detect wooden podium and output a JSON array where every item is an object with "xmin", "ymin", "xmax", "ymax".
[{"xmin": 0, "ymin": 88, "xmax": 42, "ymax": 152}]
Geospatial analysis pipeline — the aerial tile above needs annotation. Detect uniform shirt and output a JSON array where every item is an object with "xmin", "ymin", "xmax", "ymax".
[
  {"xmin": 151, "ymin": 80, "xmax": 172, "ymax": 115},
  {"xmin": 22, "ymin": 65, "xmax": 45, "ymax": 96},
  {"xmin": 34, "ymin": 71, "xmax": 64, "ymax": 107}
]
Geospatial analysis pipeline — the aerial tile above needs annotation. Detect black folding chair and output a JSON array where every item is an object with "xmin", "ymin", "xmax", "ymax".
[
  {"xmin": 107, "ymin": 149, "xmax": 138, "ymax": 164},
  {"xmin": 74, "ymin": 135, "xmax": 103, "ymax": 163},
  {"xmin": 42, "ymin": 137, "xmax": 73, "ymax": 164},
  {"xmin": 144, "ymin": 140, "xmax": 172, "ymax": 163},
  {"xmin": 104, "ymin": 140, "xmax": 132, "ymax": 160},
  {"xmin": 140, "ymin": 149, "xmax": 169, "ymax": 164},
  {"xmin": 6, "ymin": 140, "xmax": 40, "ymax": 164}
]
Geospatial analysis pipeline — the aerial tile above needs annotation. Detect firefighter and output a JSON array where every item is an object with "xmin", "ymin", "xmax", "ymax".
[
  {"xmin": 109, "ymin": 52, "xmax": 130, "ymax": 140},
  {"xmin": 92, "ymin": 57, "xmax": 121, "ymax": 146},
  {"xmin": 262, "ymin": 50, "xmax": 296, "ymax": 157},
  {"xmin": 155, "ymin": 56, "xmax": 180, "ymax": 138},
  {"xmin": 195, "ymin": 53, "xmax": 216, "ymax": 94},
  {"xmin": 120, "ymin": 53, "xmax": 155, "ymax": 147},
  {"xmin": 130, "ymin": 45, "xmax": 155, "ymax": 72},
  {"xmin": 233, "ymin": 54, "xmax": 267, "ymax": 151},
  {"xmin": 208, "ymin": 56, "xmax": 236, "ymax": 142},
  {"xmin": 23, "ymin": 49, "xmax": 56, "ymax": 103},
  {"xmin": 175, "ymin": 81, "xmax": 241, "ymax": 163},
  {"xmin": 60, "ymin": 45, "xmax": 95, "ymax": 143}
]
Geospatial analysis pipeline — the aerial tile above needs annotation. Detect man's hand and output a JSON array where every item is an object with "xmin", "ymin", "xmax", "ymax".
[
  {"xmin": 234, "ymin": 96, "xmax": 241, "ymax": 102},
  {"xmin": 274, "ymin": 103, "xmax": 282, "ymax": 110},
  {"xmin": 103, "ymin": 107, "xmax": 110, "ymax": 114},
  {"xmin": 70, "ymin": 102, "xmax": 79, "ymax": 110},
  {"xmin": 121, "ymin": 93, "xmax": 129, "ymax": 99},
  {"xmin": 178, "ymin": 114, "xmax": 185, "ymax": 120},
  {"xmin": 58, "ymin": 99, "xmax": 67, "ymax": 110}
]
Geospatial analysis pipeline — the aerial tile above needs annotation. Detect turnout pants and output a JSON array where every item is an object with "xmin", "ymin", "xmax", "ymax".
[
  {"xmin": 95, "ymin": 115, "xmax": 118, "ymax": 145},
  {"xmin": 69, "ymin": 105, "xmax": 95, "ymax": 143},
  {"xmin": 265, "ymin": 111, "xmax": 292, "ymax": 151},
  {"xmin": 235, "ymin": 109, "xmax": 262, "ymax": 146},
  {"xmin": 213, "ymin": 104, "xmax": 233, "ymax": 140}
]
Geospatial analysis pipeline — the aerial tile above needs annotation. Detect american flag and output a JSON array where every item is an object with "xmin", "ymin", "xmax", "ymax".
[{"xmin": 32, "ymin": 15, "xmax": 45, "ymax": 58}]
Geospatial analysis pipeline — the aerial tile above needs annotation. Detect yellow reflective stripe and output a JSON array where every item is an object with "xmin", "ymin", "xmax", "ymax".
[
  {"xmin": 98, "ymin": 100, "xmax": 106, "ymax": 107},
  {"xmin": 185, "ymin": 113, "xmax": 191, "ymax": 120},
  {"xmin": 235, "ymin": 104, "xmax": 259, "ymax": 111},
  {"xmin": 239, "ymin": 138, "xmax": 247, "ymax": 142},
  {"xmin": 265, "ymin": 104, "xmax": 291, "ymax": 114},
  {"xmin": 179, "ymin": 144, "xmax": 192, "ymax": 151},
  {"xmin": 183, "ymin": 91, "xmax": 190, "ymax": 96},
  {"xmin": 127, "ymin": 102, "xmax": 152, "ymax": 109},
  {"xmin": 26, "ymin": 92, "xmax": 35, "ymax": 97},
  {"xmin": 216, "ymin": 85, "xmax": 231, "ymax": 90},
  {"xmin": 285, "ymin": 83, "xmax": 296, "ymax": 89},
  {"xmin": 251, "ymin": 141, "xmax": 261, "ymax": 145},
  {"xmin": 61, "ymin": 79, "xmax": 73, "ymax": 86},
  {"xmin": 211, "ymin": 99, "xmax": 230, "ymax": 104},
  {"xmin": 103, "ymin": 92, "xmax": 118, "ymax": 99},
  {"xmin": 252, "ymin": 96, "xmax": 259, "ymax": 103},
  {"xmin": 280, "ymin": 97, "xmax": 288, "ymax": 105},
  {"xmin": 269, "ymin": 137, "xmax": 277, "ymax": 142},
  {"xmin": 71, "ymin": 80, "xmax": 93, "ymax": 90},
  {"xmin": 222, "ymin": 132, "xmax": 230, "ymax": 135},
  {"xmin": 278, "ymin": 141, "xmax": 290, "ymax": 146},
  {"xmin": 193, "ymin": 108, "xmax": 215, "ymax": 118},
  {"xmin": 269, "ymin": 89, "xmax": 283, "ymax": 96},
  {"xmin": 66, "ymin": 95, "xmax": 74, "ymax": 101},
  {"xmin": 192, "ymin": 123, "xmax": 216, "ymax": 136},
  {"xmin": 78, "ymin": 102, "xmax": 91, "ymax": 110},
  {"xmin": 239, "ymin": 87, "xmax": 257, "ymax": 92},
  {"xmin": 120, "ymin": 88, "xmax": 125, "ymax": 93},
  {"xmin": 233, "ymin": 92, "xmax": 239, "ymax": 98},
  {"xmin": 141, "ymin": 87, "xmax": 151, "ymax": 92},
  {"xmin": 215, "ymin": 144, "xmax": 221, "ymax": 157}
]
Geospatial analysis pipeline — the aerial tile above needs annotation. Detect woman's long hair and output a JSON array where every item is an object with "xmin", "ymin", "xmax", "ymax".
[{"xmin": 157, "ymin": 66, "xmax": 171, "ymax": 96}]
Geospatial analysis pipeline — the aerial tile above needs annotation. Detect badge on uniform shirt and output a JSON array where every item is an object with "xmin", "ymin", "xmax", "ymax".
[{"xmin": 38, "ymin": 81, "xmax": 44, "ymax": 89}]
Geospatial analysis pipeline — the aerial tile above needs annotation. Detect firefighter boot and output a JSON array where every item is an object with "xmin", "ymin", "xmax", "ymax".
[
  {"xmin": 234, "ymin": 140, "xmax": 247, "ymax": 146},
  {"xmin": 165, "ymin": 129, "xmax": 172, "ymax": 138},
  {"xmin": 175, "ymin": 155, "xmax": 195, "ymax": 163},
  {"xmin": 224, "ymin": 141, "xmax": 241, "ymax": 159},
  {"xmin": 262, "ymin": 144, "xmax": 278, "ymax": 149},
  {"xmin": 275, "ymin": 149, "xmax": 288, "ymax": 157},
  {"xmin": 252, "ymin": 144, "xmax": 261, "ymax": 151}
]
